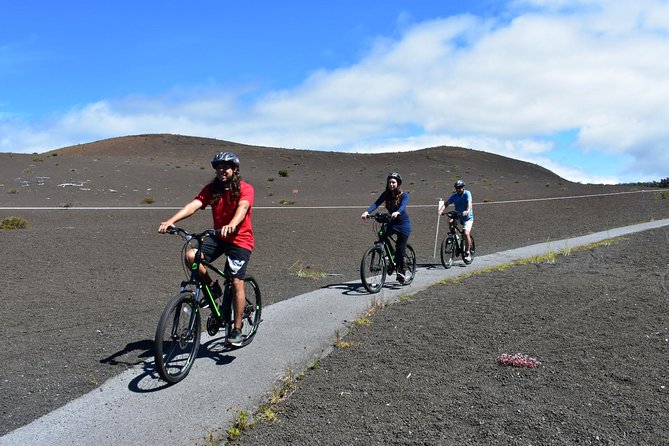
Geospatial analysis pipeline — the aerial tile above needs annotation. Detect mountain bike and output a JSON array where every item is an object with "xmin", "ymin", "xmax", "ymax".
[
  {"xmin": 360, "ymin": 213, "xmax": 417, "ymax": 294},
  {"xmin": 440, "ymin": 211, "xmax": 476, "ymax": 269},
  {"xmin": 154, "ymin": 227, "xmax": 262, "ymax": 384}
]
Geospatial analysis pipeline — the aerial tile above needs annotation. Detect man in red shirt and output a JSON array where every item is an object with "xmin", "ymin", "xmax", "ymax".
[{"xmin": 158, "ymin": 151, "xmax": 254, "ymax": 346}]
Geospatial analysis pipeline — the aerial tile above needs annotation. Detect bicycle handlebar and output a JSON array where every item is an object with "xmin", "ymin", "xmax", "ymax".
[
  {"xmin": 166, "ymin": 227, "xmax": 221, "ymax": 240},
  {"xmin": 365, "ymin": 212, "xmax": 391, "ymax": 223}
]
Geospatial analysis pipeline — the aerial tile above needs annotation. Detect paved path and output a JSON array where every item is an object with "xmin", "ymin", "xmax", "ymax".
[{"xmin": 3, "ymin": 219, "xmax": 668, "ymax": 446}]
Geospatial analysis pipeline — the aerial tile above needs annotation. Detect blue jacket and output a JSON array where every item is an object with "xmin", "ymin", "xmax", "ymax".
[{"xmin": 367, "ymin": 191, "xmax": 412, "ymax": 236}]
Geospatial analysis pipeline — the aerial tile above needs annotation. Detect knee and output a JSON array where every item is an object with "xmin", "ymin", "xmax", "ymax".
[
  {"xmin": 185, "ymin": 248, "xmax": 197, "ymax": 263},
  {"xmin": 231, "ymin": 278, "xmax": 244, "ymax": 292}
]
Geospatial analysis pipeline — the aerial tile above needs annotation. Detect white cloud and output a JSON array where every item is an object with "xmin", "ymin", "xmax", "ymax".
[{"xmin": 2, "ymin": 0, "xmax": 668, "ymax": 183}]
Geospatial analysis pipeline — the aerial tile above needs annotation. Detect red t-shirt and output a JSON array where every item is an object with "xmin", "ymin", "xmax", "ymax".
[{"xmin": 195, "ymin": 180, "xmax": 254, "ymax": 251}]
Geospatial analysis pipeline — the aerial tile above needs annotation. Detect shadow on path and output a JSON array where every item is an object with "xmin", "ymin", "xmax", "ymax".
[{"xmin": 100, "ymin": 337, "xmax": 239, "ymax": 393}]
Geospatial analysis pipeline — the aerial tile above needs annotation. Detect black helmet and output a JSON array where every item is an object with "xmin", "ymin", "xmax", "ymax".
[
  {"xmin": 211, "ymin": 151, "xmax": 240, "ymax": 168},
  {"xmin": 454, "ymin": 179, "xmax": 465, "ymax": 189},
  {"xmin": 387, "ymin": 172, "xmax": 402, "ymax": 185}
]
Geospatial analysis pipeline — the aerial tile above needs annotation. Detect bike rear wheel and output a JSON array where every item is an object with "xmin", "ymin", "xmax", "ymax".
[
  {"xmin": 360, "ymin": 245, "xmax": 386, "ymax": 294},
  {"xmin": 440, "ymin": 236, "xmax": 455, "ymax": 269},
  {"xmin": 238, "ymin": 276, "xmax": 262, "ymax": 346},
  {"xmin": 155, "ymin": 292, "xmax": 201, "ymax": 384},
  {"xmin": 401, "ymin": 244, "xmax": 417, "ymax": 285}
]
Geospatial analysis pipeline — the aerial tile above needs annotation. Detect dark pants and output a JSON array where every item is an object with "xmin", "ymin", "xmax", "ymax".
[{"xmin": 388, "ymin": 230, "xmax": 410, "ymax": 273}]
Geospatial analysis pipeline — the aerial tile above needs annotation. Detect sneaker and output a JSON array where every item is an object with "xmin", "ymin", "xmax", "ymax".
[
  {"xmin": 464, "ymin": 252, "xmax": 472, "ymax": 262},
  {"xmin": 228, "ymin": 327, "xmax": 243, "ymax": 347},
  {"xmin": 396, "ymin": 271, "xmax": 406, "ymax": 284}
]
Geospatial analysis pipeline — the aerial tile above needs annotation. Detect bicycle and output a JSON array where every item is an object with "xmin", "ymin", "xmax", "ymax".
[
  {"xmin": 154, "ymin": 227, "xmax": 262, "ymax": 384},
  {"xmin": 360, "ymin": 213, "xmax": 417, "ymax": 294},
  {"xmin": 440, "ymin": 211, "xmax": 476, "ymax": 269}
]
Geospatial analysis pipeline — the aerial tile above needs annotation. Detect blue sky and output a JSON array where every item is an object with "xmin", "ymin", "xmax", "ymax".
[{"xmin": 2, "ymin": 0, "xmax": 668, "ymax": 184}]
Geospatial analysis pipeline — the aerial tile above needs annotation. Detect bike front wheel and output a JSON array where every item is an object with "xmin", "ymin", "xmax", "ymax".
[
  {"xmin": 440, "ymin": 236, "xmax": 455, "ymax": 269},
  {"xmin": 154, "ymin": 292, "xmax": 201, "ymax": 384},
  {"xmin": 238, "ymin": 276, "xmax": 262, "ymax": 346},
  {"xmin": 360, "ymin": 245, "xmax": 386, "ymax": 294},
  {"xmin": 401, "ymin": 244, "xmax": 417, "ymax": 285}
]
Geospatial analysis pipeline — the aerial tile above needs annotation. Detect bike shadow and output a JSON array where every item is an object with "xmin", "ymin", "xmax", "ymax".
[
  {"xmin": 323, "ymin": 282, "xmax": 368, "ymax": 296},
  {"xmin": 100, "ymin": 339, "xmax": 154, "ymax": 367},
  {"xmin": 421, "ymin": 261, "xmax": 469, "ymax": 270},
  {"xmin": 102, "ymin": 337, "xmax": 239, "ymax": 393},
  {"xmin": 420, "ymin": 262, "xmax": 443, "ymax": 270},
  {"xmin": 324, "ymin": 281, "xmax": 407, "ymax": 295}
]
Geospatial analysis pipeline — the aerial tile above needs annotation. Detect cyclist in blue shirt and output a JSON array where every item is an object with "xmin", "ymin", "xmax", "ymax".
[
  {"xmin": 439, "ymin": 179, "xmax": 474, "ymax": 261},
  {"xmin": 361, "ymin": 172, "xmax": 412, "ymax": 284}
]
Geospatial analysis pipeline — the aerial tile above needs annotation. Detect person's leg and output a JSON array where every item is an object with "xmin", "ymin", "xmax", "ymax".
[
  {"xmin": 223, "ymin": 245, "xmax": 252, "ymax": 345},
  {"xmin": 463, "ymin": 220, "xmax": 473, "ymax": 255},
  {"xmin": 230, "ymin": 277, "xmax": 245, "ymax": 330},
  {"xmin": 185, "ymin": 247, "xmax": 213, "ymax": 285},
  {"xmin": 395, "ymin": 232, "xmax": 409, "ymax": 282}
]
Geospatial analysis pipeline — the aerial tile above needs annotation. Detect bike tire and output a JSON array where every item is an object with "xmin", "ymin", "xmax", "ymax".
[
  {"xmin": 154, "ymin": 292, "xmax": 201, "ymax": 384},
  {"xmin": 402, "ymin": 244, "xmax": 417, "ymax": 285},
  {"xmin": 360, "ymin": 245, "xmax": 386, "ymax": 294},
  {"xmin": 238, "ymin": 276, "xmax": 262, "ymax": 346},
  {"xmin": 463, "ymin": 236, "xmax": 476, "ymax": 264},
  {"xmin": 440, "ymin": 236, "xmax": 455, "ymax": 269}
]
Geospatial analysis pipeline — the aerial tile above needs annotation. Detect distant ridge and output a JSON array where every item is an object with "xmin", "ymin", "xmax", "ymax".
[{"xmin": 0, "ymin": 133, "xmax": 636, "ymax": 208}]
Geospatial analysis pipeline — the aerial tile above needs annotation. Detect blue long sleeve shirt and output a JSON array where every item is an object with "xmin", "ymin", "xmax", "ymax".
[{"xmin": 366, "ymin": 191, "xmax": 412, "ymax": 236}]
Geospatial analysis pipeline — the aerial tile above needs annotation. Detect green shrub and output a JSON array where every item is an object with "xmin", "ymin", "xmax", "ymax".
[
  {"xmin": 141, "ymin": 196, "xmax": 155, "ymax": 204},
  {"xmin": 278, "ymin": 169, "xmax": 288, "ymax": 177},
  {"xmin": 0, "ymin": 216, "xmax": 29, "ymax": 230}
]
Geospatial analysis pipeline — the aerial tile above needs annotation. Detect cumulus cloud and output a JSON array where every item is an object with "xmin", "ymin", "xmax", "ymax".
[{"xmin": 2, "ymin": 0, "xmax": 668, "ymax": 183}]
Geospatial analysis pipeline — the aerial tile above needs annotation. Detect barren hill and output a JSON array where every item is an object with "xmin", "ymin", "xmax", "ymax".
[{"xmin": 1, "ymin": 134, "xmax": 633, "ymax": 207}]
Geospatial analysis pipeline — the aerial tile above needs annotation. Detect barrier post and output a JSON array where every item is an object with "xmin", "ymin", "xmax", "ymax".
[{"xmin": 433, "ymin": 198, "xmax": 444, "ymax": 258}]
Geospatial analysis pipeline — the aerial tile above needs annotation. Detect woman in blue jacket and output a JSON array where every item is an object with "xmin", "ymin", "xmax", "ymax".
[{"xmin": 361, "ymin": 172, "xmax": 412, "ymax": 284}]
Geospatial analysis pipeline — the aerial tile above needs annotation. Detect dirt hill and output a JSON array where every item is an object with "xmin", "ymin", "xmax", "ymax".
[{"xmin": 0, "ymin": 134, "xmax": 634, "ymax": 208}]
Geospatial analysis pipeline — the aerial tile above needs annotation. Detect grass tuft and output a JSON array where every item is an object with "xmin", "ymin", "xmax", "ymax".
[
  {"xmin": 439, "ymin": 237, "xmax": 625, "ymax": 285},
  {"xmin": 289, "ymin": 261, "xmax": 326, "ymax": 279},
  {"xmin": 0, "ymin": 216, "xmax": 29, "ymax": 230},
  {"xmin": 225, "ymin": 410, "xmax": 252, "ymax": 441},
  {"xmin": 334, "ymin": 330, "xmax": 355, "ymax": 349}
]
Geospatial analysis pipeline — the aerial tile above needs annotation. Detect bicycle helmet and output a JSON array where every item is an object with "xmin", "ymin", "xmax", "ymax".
[
  {"xmin": 387, "ymin": 172, "xmax": 403, "ymax": 185},
  {"xmin": 211, "ymin": 151, "xmax": 240, "ymax": 168},
  {"xmin": 454, "ymin": 179, "xmax": 465, "ymax": 189}
]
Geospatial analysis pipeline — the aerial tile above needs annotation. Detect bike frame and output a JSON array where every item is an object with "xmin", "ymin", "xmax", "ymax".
[
  {"xmin": 445, "ymin": 212, "xmax": 467, "ymax": 249},
  {"xmin": 172, "ymin": 229, "xmax": 233, "ymax": 336},
  {"xmin": 375, "ymin": 223, "xmax": 399, "ymax": 269}
]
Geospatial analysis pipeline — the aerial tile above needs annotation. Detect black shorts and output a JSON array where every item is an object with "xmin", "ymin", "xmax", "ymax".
[{"xmin": 199, "ymin": 236, "xmax": 251, "ymax": 279}]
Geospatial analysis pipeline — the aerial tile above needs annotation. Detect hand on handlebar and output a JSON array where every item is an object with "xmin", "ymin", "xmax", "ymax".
[
  {"xmin": 158, "ymin": 222, "xmax": 175, "ymax": 233},
  {"xmin": 391, "ymin": 211, "xmax": 400, "ymax": 219},
  {"xmin": 219, "ymin": 224, "xmax": 237, "ymax": 237},
  {"xmin": 361, "ymin": 211, "xmax": 369, "ymax": 220}
]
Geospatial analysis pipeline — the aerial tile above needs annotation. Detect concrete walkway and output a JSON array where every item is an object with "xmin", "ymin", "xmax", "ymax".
[{"xmin": 3, "ymin": 219, "xmax": 668, "ymax": 446}]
